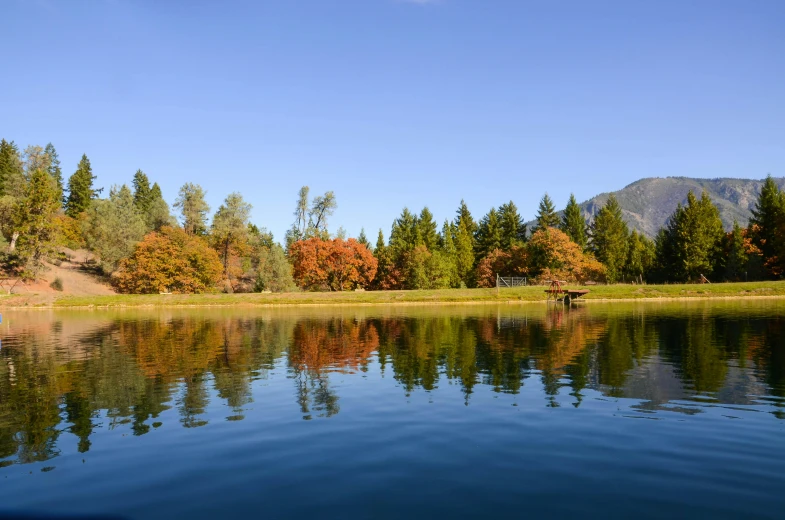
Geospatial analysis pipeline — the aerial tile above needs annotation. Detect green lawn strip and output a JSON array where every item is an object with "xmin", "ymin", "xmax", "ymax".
[{"xmin": 26, "ymin": 281, "xmax": 785, "ymax": 308}]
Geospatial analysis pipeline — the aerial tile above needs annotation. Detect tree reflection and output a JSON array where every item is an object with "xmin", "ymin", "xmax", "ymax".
[{"xmin": 0, "ymin": 306, "xmax": 784, "ymax": 466}]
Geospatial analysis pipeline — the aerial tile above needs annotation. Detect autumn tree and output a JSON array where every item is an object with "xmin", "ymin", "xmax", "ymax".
[
  {"xmin": 560, "ymin": 193, "xmax": 587, "ymax": 250},
  {"xmin": 211, "ymin": 193, "xmax": 252, "ymax": 285},
  {"xmin": 113, "ymin": 226, "xmax": 223, "ymax": 294},
  {"xmin": 526, "ymin": 227, "xmax": 606, "ymax": 283},
  {"xmin": 65, "ymin": 154, "xmax": 99, "ymax": 217},
  {"xmin": 724, "ymin": 221, "xmax": 749, "ymax": 281},
  {"xmin": 534, "ymin": 193, "xmax": 559, "ymax": 232},
  {"xmin": 83, "ymin": 185, "xmax": 147, "ymax": 273},
  {"xmin": 174, "ymin": 183, "xmax": 210, "ymax": 235},
  {"xmin": 475, "ymin": 246, "xmax": 528, "ymax": 288},
  {"xmin": 290, "ymin": 237, "xmax": 377, "ymax": 291},
  {"xmin": 590, "ymin": 194, "xmax": 629, "ymax": 283}
]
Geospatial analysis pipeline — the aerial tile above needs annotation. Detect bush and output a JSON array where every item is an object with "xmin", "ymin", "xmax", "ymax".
[{"xmin": 49, "ymin": 277, "xmax": 64, "ymax": 291}]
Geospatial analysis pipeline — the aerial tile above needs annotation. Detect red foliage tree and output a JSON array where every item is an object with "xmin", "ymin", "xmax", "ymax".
[{"xmin": 290, "ymin": 238, "xmax": 377, "ymax": 291}]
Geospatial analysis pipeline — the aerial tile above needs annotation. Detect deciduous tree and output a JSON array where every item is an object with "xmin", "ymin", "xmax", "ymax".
[
  {"xmin": 290, "ymin": 237, "xmax": 377, "ymax": 291},
  {"xmin": 113, "ymin": 226, "xmax": 223, "ymax": 294},
  {"xmin": 211, "ymin": 193, "xmax": 252, "ymax": 284},
  {"xmin": 83, "ymin": 185, "xmax": 147, "ymax": 273},
  {"xmin": 174, "ymin": 183, "xmax": 210, "ymax": 236}
]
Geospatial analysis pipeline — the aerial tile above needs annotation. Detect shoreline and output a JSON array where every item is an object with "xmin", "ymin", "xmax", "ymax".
[{"xmin": 2, "ymin": 282, "xmax": 785, "ymax": 310}]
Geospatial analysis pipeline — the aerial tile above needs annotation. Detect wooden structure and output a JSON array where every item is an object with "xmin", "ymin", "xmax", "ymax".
[{"xmin": 544, "ymin": 280, "xmax": 589, "ymax": 304}]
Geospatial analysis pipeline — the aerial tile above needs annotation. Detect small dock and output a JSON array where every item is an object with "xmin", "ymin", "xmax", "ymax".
[{"xmin": 544, "ymin": 280, "xmax": 590, "ymax": 304}]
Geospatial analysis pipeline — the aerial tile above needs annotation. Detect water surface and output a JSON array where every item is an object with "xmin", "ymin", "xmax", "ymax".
[{"xmin": 1, "ymin": 301, "xmax": 784, "ymax": 519}]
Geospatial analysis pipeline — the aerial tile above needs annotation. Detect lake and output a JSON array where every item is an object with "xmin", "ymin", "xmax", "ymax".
[{"xmin": 1, "ymin": 301, "xmax": 784, "ymax": 519}]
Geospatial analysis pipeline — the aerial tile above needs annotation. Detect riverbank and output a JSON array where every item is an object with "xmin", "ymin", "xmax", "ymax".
[{"xmin": 1, "ymin": 281, "xmax": 785, "ymax": 308}]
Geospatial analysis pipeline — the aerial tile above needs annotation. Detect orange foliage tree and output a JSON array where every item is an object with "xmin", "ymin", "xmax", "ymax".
[
  {"xmin": 289, "ymin": 237, "xmax": 377, "ymax": 291},
  {"xmin": 526, "ymin": 227, "xmax": 606, "ymax": 283},
  {"xmin": 113, "ymin": 226, "xmax": 223, "ymax": 294},
  {"xmin": 475, "ymin": 246, "xmax": 529, "ymax": 288}
]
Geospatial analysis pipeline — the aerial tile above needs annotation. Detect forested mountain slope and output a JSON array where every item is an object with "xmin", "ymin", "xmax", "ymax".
[{"xmin": 537, "ymin": 177, "xmax": 785, "ymax": 238}]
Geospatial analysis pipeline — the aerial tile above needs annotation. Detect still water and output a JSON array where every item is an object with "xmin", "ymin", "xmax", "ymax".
[{"xmin": 0, "ymin": 301, "xmax": 784, "ymax": 519}]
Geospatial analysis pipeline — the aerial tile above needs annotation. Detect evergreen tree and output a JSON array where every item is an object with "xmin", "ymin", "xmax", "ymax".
[
  {"xmin": 255, "ymin": 244, "xmax": 296, "ymax": 292},
  {"xmin": 390, "ymin": 208, "xmax": 419, "ymax": 255},
  {"xmin": 475, "ymin": 208, "xmax": 503, "ymax": 260},
  {"xmin": 749, "ymin": 175, "xmax": 785, "ymax": 278},
  {"xmin": 0, "ymin": 139, "xmax": 25, "ymax": 198},
  {"xmin": 498, "ymin": 201, "xmax": 526, "ymax": 249},
  {"xmin": 590, "ymin": 194, "xmax": 629, "ymax": 283},
  {"xmin": 417, "ymin": 207, "xmax": 439, "ymax": 251},
  {"xmin": 44, "ymin": 143, "xmax": 63, "ymax": 200},
  {"xmin": 371, "ymin": 229, "xmax": 396, "ymax": 290},
  {"xmin": 65, "ymin": 154, "xmax": 99, "ymax": 217},
  {"xmin": 453, "ymin": 200, "xmax": 477, "ymax": 285},
  {"xmin": 624, "ymin": 230, "xmax": 654, "ymax": 282},
  {"xmin": 454, "ymin": 200, "xmax": 478, "ymax": 236},
  {"xmin": 560, "ymin": 193, "xmax": 587, "ymax": 250},
  {"xmin": 440, "ymin": 219, "xmax": 460, "ymax": 287},
  {"xmin": 144, "ymin": 183, "xmax": 174, "ymax": 231},
  {"xmin": 174, "ymin": 183, "xmax": 210, "ymax": 235},
  {"xmin": 655, "ymin": 191, "xmax": 725, "ymax": 282},
  {"xmin": 725, "ymin": 220, "xmax": 749, "ymax": 281},
  {"xmin": 454, "ymin": 219, "xmax": 475, "ymax": 287},
  {"xmin": 14, "ymin": 169, "xmax": 61, "ymax": 276},
  {"xmin": 132, "ymin": 170, "xmax": 152, "ymax": 213},
  {"xmin": 357, "ymin": 228, "xmax": 371, "ymax": 250},
  {"xmin": 534, "ymin": 193, "xmax": 560, "ymax": 232}
]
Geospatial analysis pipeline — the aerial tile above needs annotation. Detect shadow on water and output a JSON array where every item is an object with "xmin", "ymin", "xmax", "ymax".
[{"xmin": 0, "ymin": 302, "xmax": 784, "ymax": 467}]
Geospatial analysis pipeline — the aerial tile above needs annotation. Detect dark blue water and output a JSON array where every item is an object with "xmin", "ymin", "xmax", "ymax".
[{"xmin": 1, "ymin": 302, "xmax": 784, "ymax": 519}]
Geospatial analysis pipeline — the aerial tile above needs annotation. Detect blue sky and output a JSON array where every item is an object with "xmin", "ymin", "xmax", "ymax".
[{"xmin": 3, "ymin": 0, "xmax": 784, "ymax": 243}]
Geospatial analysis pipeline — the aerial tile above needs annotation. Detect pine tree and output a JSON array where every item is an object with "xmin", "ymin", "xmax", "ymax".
[
  {"xmin": 475, "ymin": 208, "xmax": 502, "ymax": 260},
  {"xmin": 498, "ymin": 201, "xmax": 526, "ymax": 249},
  {"xmin": 418, "ymin": 207, "xmax": 439, "ymax": 251},
  {"xmin": 534, "ymin": 193, "xmax": 560, "ymax": 232},
  {"xmin": 560, "ymin": 193, "xmax": 587, "ymax": 250},
  {"xmin": 590, "ymin": 194, "xmax": 629, "ymax": 283},
  {"xmin": 132, "ymin": 170, "xmax": 152, "ymax": 213},
  {"xmin": 655, "ymin": 191, "xmax": 725, "ymax": 282},
  {"xmin": 749, "ymin": 175, "xmax": 785, "ymax": 277},
  {"xmin": 174, "ymin": 183, "xmax": 210, "ymax": 235},
  {"xmin": 44, "ymin": 143, "xmax": 63, "ymax": 201},
  {"xmin": 357, "ymin": 228, "xmax": 371, "ymax": 250},
  {"xmin": 65, "ymin": 154, "xmax": 99, "ymax": 217},
  {"xmin": 390, "ymin": 208, "xmax": 419, "ymax": 255},
  {"xmin": 144, "ymin": 183, "xmax": 174, "ymax": 231},
  {"xmin": 14, "ymin": 169, "xmax": 61, "ymax": 276},
  {"xmin": 454, "ymin": 219, "xmax": 475, "ymax": 287},
  {"xmin": 624, "ymin": 230, "xmax": 654, "ymax": 282},
  {"xmin": 454, "ymin": 200, "xmax": 478, "ymax": 236},
  {"xmin": 0, "ymin": 139, "xmax": 24, "ymax": 198},
  {"xmin": 725, "ymin": 220, "xmax": 748, "ymax": 281},
  {"xmin": 440, "ymin": 219, "xmax": 459, "ymax": 287}
]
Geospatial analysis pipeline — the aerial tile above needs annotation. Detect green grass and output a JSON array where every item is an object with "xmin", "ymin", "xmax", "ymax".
[{"xmin": 1, "ymin": 280, "xmax": 782, "ymax": 308}]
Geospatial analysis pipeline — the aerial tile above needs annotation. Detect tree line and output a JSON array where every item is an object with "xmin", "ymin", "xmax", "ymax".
[{"xmin": 1, "ymin": 137, "xmax": 782, "ymax": 293}]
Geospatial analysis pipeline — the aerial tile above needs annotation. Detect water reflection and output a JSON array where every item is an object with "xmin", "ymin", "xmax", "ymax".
[{"xmin": 1, "ymin": 303, "xmax": 784, "ymax": 466}]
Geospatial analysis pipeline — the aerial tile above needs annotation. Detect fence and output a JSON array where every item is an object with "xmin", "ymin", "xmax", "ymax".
[{"xmin": 496, "ymin": 275, "xmax": 527, "ymax": 288}]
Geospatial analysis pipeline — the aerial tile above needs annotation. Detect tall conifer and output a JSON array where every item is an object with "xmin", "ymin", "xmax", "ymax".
[
  {"xmin": 65, "ymin": 154, "xmax": 98, "ymax": 217},
  {"xmin": 534, "ymin": 194, "xmax": 559, "ymax": 232},
  {"xmin": 560, "ymin": 194, "xmax": 587, "ymax": 250},
  {"xmin": 590, "ymin": 194, "xmax": 629, "ymax": 283}
]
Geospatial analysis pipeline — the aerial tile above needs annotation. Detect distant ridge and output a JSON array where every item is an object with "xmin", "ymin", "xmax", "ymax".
[{"xmin": 529, "ymin": 176, "xmax": 785, "ymax": 238}]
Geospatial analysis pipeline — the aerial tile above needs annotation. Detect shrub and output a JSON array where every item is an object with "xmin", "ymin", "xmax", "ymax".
[{"xmin": 49, "ymin": 277, "xmax": 64, "ymax": 291}]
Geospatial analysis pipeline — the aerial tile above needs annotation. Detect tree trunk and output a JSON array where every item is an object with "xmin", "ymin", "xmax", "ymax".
[{"xmin": 8, "ymin": 232, "xmax": 19, "ymax": 252}]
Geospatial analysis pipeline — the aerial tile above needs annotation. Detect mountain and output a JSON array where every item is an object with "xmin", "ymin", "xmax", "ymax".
[{"xmin": 530, "ymin": 176, "xmax": 785, "ymax": 238}]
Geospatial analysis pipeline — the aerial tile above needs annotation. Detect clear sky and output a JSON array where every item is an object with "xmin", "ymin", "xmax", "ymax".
[{"xmin": 3, "ymin": 0, "xmax": 784, "ymax": 243}]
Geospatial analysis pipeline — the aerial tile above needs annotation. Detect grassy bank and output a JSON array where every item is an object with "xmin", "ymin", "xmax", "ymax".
[{"xmin": 2, "ymin": 281, "xmax": 785, "ymax": 308}]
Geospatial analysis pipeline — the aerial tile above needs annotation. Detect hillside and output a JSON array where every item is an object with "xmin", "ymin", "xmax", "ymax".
[{"xmin": 532, "ymin": 176, "xmax": 785, "ymax": 238}]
